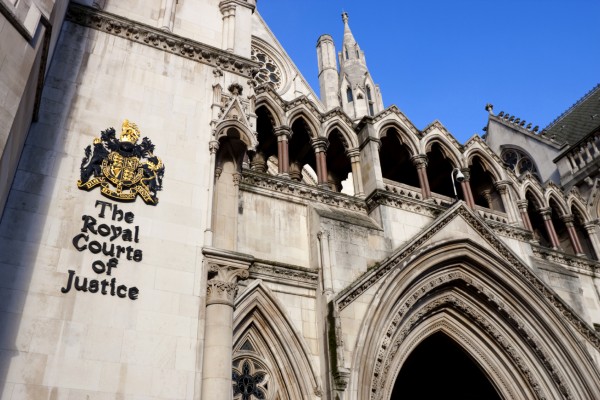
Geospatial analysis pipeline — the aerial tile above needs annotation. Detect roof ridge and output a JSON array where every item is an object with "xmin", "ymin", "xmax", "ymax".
[{"xmin": 544, "ymin": 83, "xmax": 600, "ymax": 131}]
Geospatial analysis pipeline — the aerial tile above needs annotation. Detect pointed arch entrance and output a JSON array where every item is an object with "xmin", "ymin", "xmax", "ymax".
[
  {"xmin": 391, "ymin": 332, "xmax": 500, "ymax": 399},
  {"xmin": 347, "ymin": 234, "xmax": 600, "ymax": 400}
]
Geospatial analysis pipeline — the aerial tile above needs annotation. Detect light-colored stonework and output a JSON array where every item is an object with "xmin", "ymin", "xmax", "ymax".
[{"xmin": 1, "ymin": 1, "xmax": 600, "ymax": 399}]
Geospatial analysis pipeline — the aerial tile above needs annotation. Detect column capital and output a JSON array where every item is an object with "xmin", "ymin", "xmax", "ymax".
[
  {"xmin": 317, "ymin": 229, "xmax": 331, "ymax": 240},
  {"xmin": 206, "ymin": 263, "xmax": 249, "ymax": 306},
  {"xmin": 345, "ymin": 148, "xmax": 360, "ymax": 159},
  {"xmin": 219, "ymin": 0, "xmax": 254, "ymax": 12},
  {"xmin": 560, "ymin": 214, "xmax": 575, "ymax": 224},
  {"xmin": 274, "ymin": 125, "xmax": 291, "ymax": 138},
  {"xmin": 203, "ymin": 248, "xmax": 252, "ymax": 306},
  {"xmin": 516, "ymin": 199, "xmax": 528, "ymax": 210},
  {"xmin": 410, "ymin": 154, "xmax": 428, "ymax": 168},
  {"xmin": 494, "ymin": 180, "xmax": 511, "ymax": 194},
  {"xmin": 480, "ymin": 189, "xmax": 493, "ymax": 200},
  {"xmin": 311, "ymin": 137, "xmax": 329, "ymax": 152},
  {"xmin": 584, "ymin": 222, "xmax": 598, "ymax": 233},
  {"xmin": 459, "ymin": 167, "xmax": 471, "ymax": 181},
  {"xmin": 219, "ymin": 2, "xmax": 236, "ymax": 15},
  {"xmin": 538, "ymin": 207, "xmax": 552, "ymax": 219}
]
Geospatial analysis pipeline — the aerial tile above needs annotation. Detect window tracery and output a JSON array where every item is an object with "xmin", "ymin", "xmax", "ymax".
[
  {"xmin": 251, "ymin": 47, "xmax": 282, "ymax": 89},
  {"xmin": 501, "ymin": 148, "xmax": 539, "ymax": 179},
  {"xmin": 232, "ymin": 357, "xmax": 271, "ymax": 400}
]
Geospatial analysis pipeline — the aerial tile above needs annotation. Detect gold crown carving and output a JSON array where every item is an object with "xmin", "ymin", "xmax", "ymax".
[{"xmin": 120, "ymin": 119, "xmax": 141, "ymax": 144}]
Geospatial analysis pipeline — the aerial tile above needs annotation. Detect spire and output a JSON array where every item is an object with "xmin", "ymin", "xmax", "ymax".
[
  {"xmin": 336, "ymin": 12, "xmax": 384, "ymax": 120},
  {"xmin": 341, "ymin": 12, "xmax": 357, "ymax": 50}
]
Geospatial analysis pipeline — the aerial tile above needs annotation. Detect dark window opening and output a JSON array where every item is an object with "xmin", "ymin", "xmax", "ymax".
[
  {"xmin": 379, "ymin": 129, "xmax": 419, "ymax": 187},
  {"xmin": 426, "ymin": 143, "xmax": 462, "ymax": 200}
]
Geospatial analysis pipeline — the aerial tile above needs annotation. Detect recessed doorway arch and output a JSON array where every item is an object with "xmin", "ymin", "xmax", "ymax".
[{"xmin": 391, "ymin": 327, "xmax": 502, "ymax": 400}]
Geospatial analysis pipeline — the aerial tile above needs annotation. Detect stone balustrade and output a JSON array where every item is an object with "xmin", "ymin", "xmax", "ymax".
[{"xmin": 564, "ymin": 130, "xmax": 600, "ymax": 174}]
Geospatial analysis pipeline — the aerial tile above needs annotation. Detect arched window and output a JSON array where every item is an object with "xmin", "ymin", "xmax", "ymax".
[
  {"xmin": 501, "ymin": 147, "xmax": 539, "ymax": 179},
  {"xmin": 346, "ymin": 87, "xmax": 353, "ymax": 102},
  {"xmin": 366, "ymin": 86, "xmax": 372, "ymax": 101},
  {"xmin": 345, "ymin": 49, "xmax": 349, "ymax": 59}
]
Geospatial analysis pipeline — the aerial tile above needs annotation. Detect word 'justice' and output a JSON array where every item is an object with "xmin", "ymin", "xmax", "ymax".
[{"xmin": 61, "ymin": 201, "xmax": 143, "ymax": 299}]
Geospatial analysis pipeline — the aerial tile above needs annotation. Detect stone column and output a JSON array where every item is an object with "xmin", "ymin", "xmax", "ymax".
[
  {"xmin": 219, "ymin": 4, "xmax": 236, "ymax": 52},
  {"xmin": 584, "ymin": 223, "xmax": 600, "ymax": 260},
  {"xmin": 459, "ymin": 168, "xmax": 475, "ymax": 208},
  {"xmin": 494, "ymin": 181, "xmax": 518, "ymax": 224},
  {"xmin": 204, "ymin": 140, "xmax": 220, "ymax": 246},
  {"xmin": 346, "ymin": 148, "xmax": 364, "ymax": 197},
  {"xmin": 312, "ymin": 137, "xmax": 329, "ymax": 189},
  {"xmin": 274, "ymin": 126, "xmax": 291, "ymax": 176},
  {"xmin": 411, "ymin": 154, "xmax": 431, "ymax": 199},
  {"xmin": 517, "ymin": 200, "xmax": 533, "ymax": 231},
  {"xmin": 317, "ymin": 229, "xmax": 334, "ymax": 300},
  {"xmin": 158, "ymin": 0, "xmax": 176, "ymax": 31},
  {"xmin": 561, "ymin": 215, "xmax": 585, "ymax": 256},
  {"xmin": 539, "ymin": 208, "xmax": 560, "ymax": 250},
  {"xmin": 201, "ymin": 250, "xmax": 251, "ymax": 400}
]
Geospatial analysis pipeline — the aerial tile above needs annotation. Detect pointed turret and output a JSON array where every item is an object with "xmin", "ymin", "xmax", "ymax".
[
  {"xmin": 316, "ymin": 12, "xmax": 384, "ymax": 118},
  {"xmin": 338, "ymin": 12, "xmax": 383, "ymax": 120},
  {"xmin": 317, "ymin": 34, "xmax": 341, "ymax": 110}
]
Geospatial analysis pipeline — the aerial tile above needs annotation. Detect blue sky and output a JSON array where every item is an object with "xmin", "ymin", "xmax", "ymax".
[{"xmin": 259, "ymin": 1, "xmax": 600, "ymax": 144}]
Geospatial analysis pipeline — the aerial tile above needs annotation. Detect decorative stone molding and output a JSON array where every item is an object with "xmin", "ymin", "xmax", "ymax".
[
  {"xmin": 367, "ymin": 105, "xmax": 420, "ymax": 136},
  {"xmin": 249, "ymin": 260, "xmax": 318, "ymax": 289},
  {"xmin": 370, "ymin": 288, "xmax": 562, "ymax": 400},
  {"xmin": 240, "ymin": 169, "xmax": 367, "ymax": 212},
  {"xmin": 335, "ymin": 204, "xmax": 600, "ymax": 354},
  {"xmin": 489, "ymin": 113, "xmax": 559, "ymax": 148},
  {"xmin": 420, "ymin": 120, "xmax": 463, "ymax": 149},
  {"xmin": 485, "ymin": 220, "xmax": 533, "ymax": 241},
  {"xmin": 476, "ymin": 208, "xmax": 508, "ymax": 224},
  {"xmin": 531, "ymin": 244, "xmax": 599, "ymax": 275},
  {"xmin": 367, "ymin": 188, "xmax": 445, "ymax": 218},
  {"xmin": 66, "ymin": 3, "xmax": 259, "ymax": 78}
]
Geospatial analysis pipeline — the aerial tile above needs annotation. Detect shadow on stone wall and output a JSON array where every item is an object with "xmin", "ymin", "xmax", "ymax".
[{"xmin": 0, "ymin": 17, "xmax": 93, "ymax": 395}]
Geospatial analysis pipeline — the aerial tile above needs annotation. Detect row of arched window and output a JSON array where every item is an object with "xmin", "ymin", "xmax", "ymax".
[{"xmin": 214, "ymin": 104, "xmax": 598, "ymax": 260}]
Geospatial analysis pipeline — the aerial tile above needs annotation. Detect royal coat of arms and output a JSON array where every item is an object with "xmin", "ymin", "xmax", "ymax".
[{"xmin": 77, "ymin": 120, "xmax": 165, "ymax": 205}]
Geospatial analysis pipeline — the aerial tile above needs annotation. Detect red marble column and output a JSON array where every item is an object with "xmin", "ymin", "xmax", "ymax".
[
  {"xmin": 311, "ymin": 137, "xmax": 329, "ymax": 188},
  {"xmin": 539, "ymin": 208, "xmax": 560, "ymax": 249},
  {"xmin": 517, "ymin": 200, "xmax": 533, "ymax": 231},
  {"xmin": 274, "ymin": 126, "xmax": 291, "ymax": 176},
  {"xmin": 410, "ymin": 155, "xmax": 431, "ymax": 199},
  {"xmin": 562, "ymin": 215, "xmax": 584, "ymax": 255}
]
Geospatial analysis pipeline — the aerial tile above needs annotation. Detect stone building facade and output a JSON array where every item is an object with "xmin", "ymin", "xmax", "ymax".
[{"xmin": 1, "ymin": 1, "xmax": 600, "ymax": 399}]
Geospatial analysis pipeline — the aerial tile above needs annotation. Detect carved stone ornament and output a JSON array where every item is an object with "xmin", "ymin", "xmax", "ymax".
[
  {"xmin": 206, "ymin": 263, "xmax": 250, "ymax": 306},
  {"xmin": 77, "ymin": 120, "xmax": 165, "ymax": 205},
  {"xmin": 66, "ymin": 3, "xmax": 258, "ymax": 78}
]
